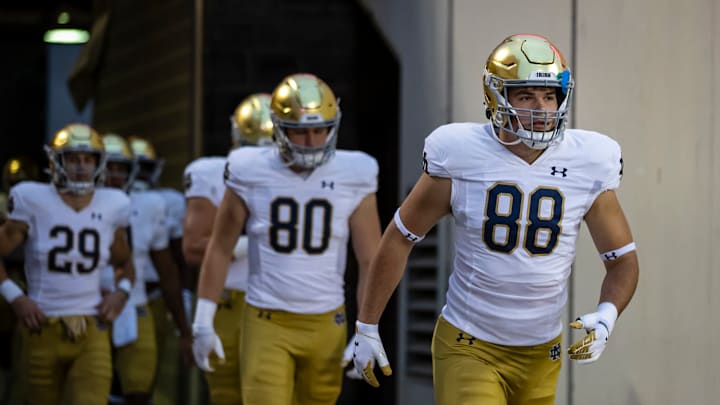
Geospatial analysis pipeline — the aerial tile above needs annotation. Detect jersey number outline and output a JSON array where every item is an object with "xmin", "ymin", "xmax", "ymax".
[
  {"xmin": 269, "ymin": 198, "xmax": 332, "ymax": 254},
  {"xmin": 48, "ymin": 225, "xmax": 101, "ymax": 274},
  {"xmin": 482, "ymin": 183, "xmax": 564, "ymax": 255}
]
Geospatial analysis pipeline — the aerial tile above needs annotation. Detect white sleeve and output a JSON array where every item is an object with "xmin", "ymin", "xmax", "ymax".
[
  {"xmin": 6, "ymin": 185, "xmax": 32, "ymax": 224},
  {"xmin": 601, "ymin": 141, "xmax": 623, "ymax": 191},
  {"xmin": 114, "ymin": 195, "xmax": 131, "ymax": 229},
  {"xmin": 422, "ymin": 130, "xmax": 452, "ymax": 178},
  {"xmin": 184, "ymin": 165, "xmax": 223, "ymax": 207}
]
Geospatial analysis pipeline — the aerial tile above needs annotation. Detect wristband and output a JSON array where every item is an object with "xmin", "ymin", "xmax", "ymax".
[
  {"xmin": 596, "ymin": 301, "xmax": 618, "ymax": 335},
  {"xmin": 116, "ymin": 278, "xmax": 132, "ymax": 297},
  {"xmin": 0, "ymin": 279, "xmax": 23, "ymax": 303},
  {"xmin": 193, "ymin": 298, "xmax": 218, "ymax": 328}
]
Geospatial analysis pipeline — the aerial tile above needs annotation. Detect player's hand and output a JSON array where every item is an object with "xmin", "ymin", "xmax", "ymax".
[
  {"xmin": 96, "ymin": 291, "xmax": 128, "ymax": 323},
  {"xmin": 568, "ymin": 302, "xmax": 618, "ymax": 364},
  {"xmin": 11, "ymin": 295, "xmax": 45, "ymax": 331},
  {"xmin": 341, "ymin": 333, "xmax": 362, "ymax": 379},
  {"xmin": 192, "ymin": 324, "xmax": 225, "ymax": 372},
  {"xmin": 353, "ymin": 321, "xmax": 392, "ymax": 387}
]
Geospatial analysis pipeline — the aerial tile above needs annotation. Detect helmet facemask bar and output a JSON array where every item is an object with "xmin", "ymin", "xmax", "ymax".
[
  {"xmin": 486, "ymin": 71, "xmax": 574, "ymax": 150},
  {"xmin": 45, "ymin": 146, "xmax": 106, "ymax": 195},
  {"xmin": 271, "ymin": 111, "xmax": 341, "ymax": 170}
]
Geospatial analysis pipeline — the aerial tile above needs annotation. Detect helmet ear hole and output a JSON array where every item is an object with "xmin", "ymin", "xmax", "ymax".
[{"xmin": 485, "ymin": 109, "xmax": 492, "ymax": 120}]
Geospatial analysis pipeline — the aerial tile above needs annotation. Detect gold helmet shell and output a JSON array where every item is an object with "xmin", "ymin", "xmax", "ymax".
[
  {"xmin": 45, "ymin": 123, "xmax": 105, "ymax": 194},
  {"xmin": 127, "ymin": 135, "xmax": 163, "ymax": 190},
  {"xmin": 102, "ymin": 134, "xmax": 133, "ymax": 162},
  {"xmin": 483, "ymin": 34, "xmax": 574, "ymax": 149},
  {"xmin": 2, "ymin": 156, "xmax": 39, "ymax": 192},
  {"xmin": 270, "ymin": 73, "xmax": 341, "ymax": 169},
  {"xmin": 231, "ymin": 93, "xmax": 274, "ymax": 147}
]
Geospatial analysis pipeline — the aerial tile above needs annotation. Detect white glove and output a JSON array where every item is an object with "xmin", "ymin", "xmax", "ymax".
[
  {"xmin": 353, "ymin": 321, "xmax": 392, "ymax": 387},
  {"xmin": 341, "ymin": 333, "xmax": 362, "ymax": 379},
  {"xmin": 192, "ymin": 298, "xmax": 225, "ymax": 372},
  {"xmin": 568, "ymin": 302, "xmax": 618, "ymax": 364}
]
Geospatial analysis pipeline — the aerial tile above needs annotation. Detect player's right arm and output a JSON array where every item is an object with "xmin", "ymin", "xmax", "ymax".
[
  {"xmin": 192, "ymin": 188, "xmax": 248, "ymax": 371},
  {"xmin": 0, "ymin": 219, "xmax": 28, "ymax": 256},
  {"xmin": 353, "ymin": 172, "xmax": 451, "ymax": 387},
  {"xmin": 182, "ymin": 197, "xmax": 217, "ymax": 267},
  {"xmin": 358, "ymin": 172, "xmax": 451, "ymax": 324}
]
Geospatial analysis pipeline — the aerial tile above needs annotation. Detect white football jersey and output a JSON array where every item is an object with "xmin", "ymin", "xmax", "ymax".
[
  {"xmin": 184, "ymin": 156, "xmax": 248, "ymax": 291},
  {"xmin": 8, "ymin": 182, "xmax": 130, "ymax": 317},
  {"xmin": 425, "ymin": 123, "xmax": 623, "ymax": 346},
  {"xmin": 143, "ymin": 188, "xmax": 184, "ymax": 282},
  {"xmin": 155, "ymin": 188, "xmax": 185, "ymax": 240},
  {"xmin": 225, "ymin": 147, "xmax": 378, "ymax": 314},
  {"xmin": 127, "ymin": 191, "xmax": 169, "ymax": 306}
]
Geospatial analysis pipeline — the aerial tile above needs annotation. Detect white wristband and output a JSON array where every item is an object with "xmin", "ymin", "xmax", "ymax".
[
  {"xmin": 116, "ymin": 278, "xmax": 132, "ymax": 296},
  {"xmin": 193, "ymin": 298, "xmax": 217, "ymax": 328},
  {"xmin": 232, "ymin": 236, "xmax": 249, "ymax": 259},
  {"xmin": 596, "ymin": 301, "xmax": 618, "ymax": 335},
  {"xmin": 356, "ymin": 320, "xmax": 379, "ymax": 334},
  {"xmin": 0, "ymin": 279, "xmax": 24, "ymax": 303},
  {"xmin": 393, "ymin": 209, "xmax": 425, "ymax": 243}
]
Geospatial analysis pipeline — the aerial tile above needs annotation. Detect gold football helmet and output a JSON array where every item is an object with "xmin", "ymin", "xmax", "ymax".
[
  {"xmin": 2, "ymin": 156, "xmax": 39, "ymax": 192},
  {"xmin": 102, "ymin": 134, "xmax": 135, "ymax": 191},
  {"xmin": 483, "ymin": 34, "xmax": 574, "ymax": 149},
  {"xmin": 231, "ymin": 93, "xmax": 274, "ymax": 147},
  {"xmin": 127, "ymin": 136, "xmax": 164, "ymax": 190},
  {"xmin": 270, "ymin": 73, "xmax": 341, "ymax": 169},
  {"xmin": 45, "ymin": 123, "xmax": 105, "ymax": 194}
]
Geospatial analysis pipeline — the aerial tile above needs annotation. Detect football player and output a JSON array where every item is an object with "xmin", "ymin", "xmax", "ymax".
[
  {"xmin": 183, "ymin": 92, "xmax": 273, "ymax": 405},
  {"xmin": 193, "ymin": 73, "xmax": 382, "ymax": 405},
  {"xmin": 0, "ymin": 123, "xmax": 135, "ymax": 404},
  {"xmin": 102, "ymin": 134, "xmax": 192, "ymax": 405},
  {"xmin": 352, "ymin": 34, "xmax": 640, "ymax": 404}
]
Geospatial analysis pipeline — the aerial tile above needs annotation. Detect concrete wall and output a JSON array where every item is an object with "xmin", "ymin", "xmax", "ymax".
[{"xmin": 362, "ymin": 0, "xmax": 720, "ymax": 403}]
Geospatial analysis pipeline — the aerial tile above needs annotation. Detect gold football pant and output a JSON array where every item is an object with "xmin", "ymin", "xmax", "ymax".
[
  {"xmin": 114, "ymin": 305, "xmax": 157, "ymax": 394},
  {"xmin": 205, "ymin": 290, "xmax": 245, "ymax": 405},
  {"xmin": 241, "ymin": 303, "xmax": 347, "ymax": 405},
  {"xmin": 432, "ymin": 315, "xmax": 561, "ymax": 405},
  {"xmin": 21, "ymin": 315, "xmax": 112, "ymax": 405}
]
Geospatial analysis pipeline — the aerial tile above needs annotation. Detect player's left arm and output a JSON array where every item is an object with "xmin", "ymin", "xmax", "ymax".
[
  {"xmin": 349, "ymin": 193, "xmax": 382, "ymax": 311},
  {"xmin": 569, "ymin": 189, "xmax": 638, "ymax": 364},
  {"xmin": 584, "ymin": 189, "xmax": 639, "ymax": 314},
  {"xmin": 98, "ymin": 226, "xmax": 134, "ymax": 322}
]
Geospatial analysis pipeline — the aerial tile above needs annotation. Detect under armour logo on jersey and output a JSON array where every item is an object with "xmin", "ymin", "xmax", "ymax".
[
  {"xmin": 405, "ymin": 233, "xmax": 418, "ymax": 242},
  {"xmin": 422, "ymin": 151, "xmax": 429, "ymax": 174},
  {"xmin": 91, "ymin": 212, "xmax": 102, "ymax": 220},
  {"xmin": 322, "ymin": 181, "xmax": 334, "ymax": 190},
  {"xmin": 550, "ymin": 166, "xmax": 568, "ymax": 177},
  {"xmin": 456, "ymin": 333, "xmax": 476, "ymax": 345},
  {"xmin": 604, "ymin": 252, "xmax": 618, "ymax": 261},
  {"xmin": 549, "ymin": 343, "xmax": 561, "ymax": 361}
]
